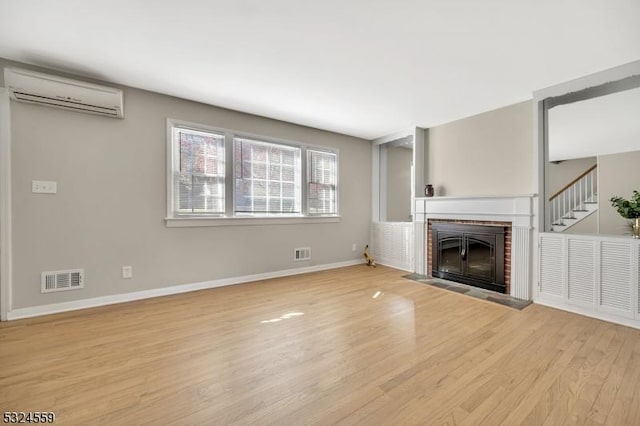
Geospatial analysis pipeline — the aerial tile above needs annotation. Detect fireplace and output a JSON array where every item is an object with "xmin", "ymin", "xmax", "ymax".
[
  {"xmin": 431, "ymin": 223, "xmax": 506, "ymax": 293},
  {"xmin": 415, "ymin": 196, "xmax": 533, "ymax": 299}
]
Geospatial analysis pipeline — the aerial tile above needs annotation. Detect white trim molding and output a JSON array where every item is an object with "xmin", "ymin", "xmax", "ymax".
[
  {"xmin": 166, "ymin": 215, "xmax": 340, "ymax": 227},
  {"xmin": 415, "ymin": 194, "xmax": 536, "ymax": 300},
  {"xmin": 6, "ymin": 259, "xmax": 364, "ymax": 320},
  {"xmin": 0, "ymin": 88, "xmax": 11, "ymax": 321}
]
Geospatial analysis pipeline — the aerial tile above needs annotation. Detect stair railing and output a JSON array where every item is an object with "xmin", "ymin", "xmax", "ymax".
[{"xmin": 549, "ymin": 164, "xmax": 597, "ymax": 226}]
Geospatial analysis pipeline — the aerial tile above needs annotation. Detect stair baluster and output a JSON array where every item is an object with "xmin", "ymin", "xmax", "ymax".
[{"xmin": 549, "ymin": 165, "xmax": 598, "ymax": 232}]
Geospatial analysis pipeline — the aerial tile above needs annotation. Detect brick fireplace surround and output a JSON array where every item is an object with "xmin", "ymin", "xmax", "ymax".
[
  {"xmin": 414, "ymin": 195, "xmax": 535, "ymax": 300},
  {"xmin": 427, "ymin": 219, "xmax": 512, "ymax": 294}
]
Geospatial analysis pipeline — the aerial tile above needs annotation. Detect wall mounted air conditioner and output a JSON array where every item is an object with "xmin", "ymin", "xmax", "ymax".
[{"xmin": 4, "ymin": 67, "xmax": 124, "ymax": 118}]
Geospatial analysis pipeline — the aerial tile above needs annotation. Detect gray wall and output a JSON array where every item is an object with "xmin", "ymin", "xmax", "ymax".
[
  {"xmin": 425, "ymin": 101, "xmax": 534, "ymax": 196},
  {"xmin": 385, "ymin": 146, "xmax": 412, "ymax": 221},
  {"xmin": 598, "ymin": 150, "xmax": 640, "ymax": 235},
  {"xmin": 1, "ymin": 58, "xmax": 371, "ymax": 309},
  {"xmin": 564, "ymin": 212, "xmax": 598, "ymax": 234}
]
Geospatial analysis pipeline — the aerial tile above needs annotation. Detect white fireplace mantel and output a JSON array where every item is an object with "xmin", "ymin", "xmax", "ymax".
[{"xmin": 414, "ymin": 194, "xmax": 538, "ymax": 300}]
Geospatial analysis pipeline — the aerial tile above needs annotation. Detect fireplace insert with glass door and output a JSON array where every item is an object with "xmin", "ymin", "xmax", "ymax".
[{"xmin": 431, "ymin": 223, "xmax": 506, "ymax": 293}]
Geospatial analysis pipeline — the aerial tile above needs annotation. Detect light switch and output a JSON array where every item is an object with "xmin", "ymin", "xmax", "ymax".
[{"xmin": 32, "ymin": 180, "xmax": 57, "ymax": 194}]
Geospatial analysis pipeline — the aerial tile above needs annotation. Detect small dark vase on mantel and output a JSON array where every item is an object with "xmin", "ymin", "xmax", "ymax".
[{"xmin": 424, "ymin": 184, "xmax": 435, "ymax": 197}]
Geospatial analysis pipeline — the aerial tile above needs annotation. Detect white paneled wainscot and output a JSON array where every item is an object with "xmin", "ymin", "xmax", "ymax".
[
  {"xmin": 370, "ymin": 222, "xmax": 414, "ymax": 272},
  {"xmin": 537, "ymin": 233, "xmax": 640, "ymax": 328}
]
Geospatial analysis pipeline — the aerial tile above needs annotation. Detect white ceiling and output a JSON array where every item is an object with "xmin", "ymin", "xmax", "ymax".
[
  {"xmin": 1, "ymin": 1, "xmax": 639, "ymax": 140},
  {"xmin": 548, "ymin": 86, "xmax": 640, "ymax": 161}
]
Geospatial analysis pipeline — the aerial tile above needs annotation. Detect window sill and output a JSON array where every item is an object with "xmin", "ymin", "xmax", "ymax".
[{"xmin": 165, "ymin": 215, "xmax": 341, "ymax": 227}]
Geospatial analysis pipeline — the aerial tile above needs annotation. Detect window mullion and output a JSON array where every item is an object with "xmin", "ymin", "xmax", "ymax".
[
  {"xmin": 301, "ymin": 147, "xmax": 308, "ymax": 215},
  {"xmin": 266, "ymin": 147, "xmax": 271, "ymax": 213},
  {"xmin": 250, "ymin": 146, "xmax": 255, "ymax": 213},
  {"xmin": 172, "ymin": 129, "xmax": 180, "ymax": 216},
  {"xmin": 190, "ymin": 174, "xmax": 195, "ymax": 214},
  {"xmin": 279, "ymin": 150, "xmax": 283, "ymax": 213},
  {"xmin": 225, "ymin": 133, "xmax": 233, "ymax": 217}
]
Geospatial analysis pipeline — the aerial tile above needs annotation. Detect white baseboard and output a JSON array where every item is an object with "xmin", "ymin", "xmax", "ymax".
[
  {"xmin": 534, "ymin": 298, "xmax": 640, "ymax": 330},
  {"xmin": 7, "ymin": 259, "xmax": 364, "ymax": 321},
  {"xmin": 375, "ymin": 260, "xmax": 414, "ymax": 273}
]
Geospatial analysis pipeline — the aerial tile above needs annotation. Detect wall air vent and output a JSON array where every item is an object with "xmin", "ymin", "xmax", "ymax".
[
  {"xmin": 4, "ymin": 67, "xmax": 124, "ymax": 118},
  {"xmin": 41, "ymin": 269, "xmax": 85, "ymax": 293},
  {"xmin": 294, "ymin": 247, "xmax": 311, "ymax": 261}
]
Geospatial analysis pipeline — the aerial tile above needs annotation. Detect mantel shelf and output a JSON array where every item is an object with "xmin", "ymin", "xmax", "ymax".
[{"xmin": 415, "ymin": 194, "xmax": 538, "ymax": 201}]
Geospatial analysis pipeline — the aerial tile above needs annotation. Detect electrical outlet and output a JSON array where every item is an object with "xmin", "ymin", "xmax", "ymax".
[
  {"xmin": 122, "ymin": 266, "xmax": 133, "ymax": 279},
  {"xmin": 352, "ymin": 243, "xmax": 357, "ymax": 252},
  {"xmin": 32, "ymin": 180, "xmax": 57, "ymax": 194}
]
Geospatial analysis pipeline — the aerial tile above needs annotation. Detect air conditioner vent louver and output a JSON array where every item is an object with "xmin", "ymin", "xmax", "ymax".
[
  {"xmin": 294, "ymin": 247, "xmax": 311, "ymax": 261},
  {"xmin": 4, "ymin": 68, "xmax": 124, "ymax": 118},
  {"xmin": 41, "ymin": 269, "xmax": 84, "ymax": 293},
  {"xmin": 12, "ymin": 92, "xmax": 119, "ymax": 116}
]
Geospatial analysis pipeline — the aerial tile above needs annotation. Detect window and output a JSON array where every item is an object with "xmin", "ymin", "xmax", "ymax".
[
  {"xmin": 308, "ymin": 150, "xmax": 337, "ymax": 215},
  {"xmin": 168, "ymin": 120, "xmax": 339, "ymax": 224},
  {"xmin": 234, "ymin": 138, "xmax": 301, "ymax": 214},
  {"xmin": 172, "ymin": 126, "xmax": 225, "ymax": 215}
]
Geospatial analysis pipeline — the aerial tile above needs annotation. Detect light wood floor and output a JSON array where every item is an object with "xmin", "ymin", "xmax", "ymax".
[{"xmin": 2, "ymin": 265, "xmax": 640, "ymax": 425}]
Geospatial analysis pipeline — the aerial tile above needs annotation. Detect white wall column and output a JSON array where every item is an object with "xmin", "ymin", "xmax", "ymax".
[
  {"xmin": 414, "ymin": 220, "xmax": 426, "ymax": 275},
  {"xmin": 511, "ymin": 226, "xmax": 532, "ymax": 300}
]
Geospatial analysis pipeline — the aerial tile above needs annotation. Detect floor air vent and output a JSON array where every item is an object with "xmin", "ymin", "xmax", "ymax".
[
  {"xmin": 294, "ymin": 247, "xmax": 311, "ymax": 261},
  {"xmin": 41, "ymin": 269, "xmax": 85, "ymax": 293}
]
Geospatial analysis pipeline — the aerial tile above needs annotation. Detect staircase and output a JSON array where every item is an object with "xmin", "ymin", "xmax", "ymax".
[{"xmin": 549, "ymin": 165, "xmax": 598, "ymax": 232}]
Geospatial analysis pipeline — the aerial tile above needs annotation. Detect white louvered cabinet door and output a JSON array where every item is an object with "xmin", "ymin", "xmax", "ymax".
[
  {"xmin": 567, "ymin": 239, "xmax": 595, "ymax": 308},
  {"xmin": 599, "ymin": 241, "xmax": 633, "ymax": 318},
  {"xmin": 539, "ymin": 235, "xmax": 564, "ymax": 300}
]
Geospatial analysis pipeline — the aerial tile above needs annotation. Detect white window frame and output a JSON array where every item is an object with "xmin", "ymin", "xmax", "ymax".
[
  {"xmin": 170, "ymin": 124, "xmax": 226, "ymax": 217},
  {"xmin": 166, "ymin": 119, "xmax": 340, "ymax": 227},
  {"xmin": 307, "ymin": 148, "xmax": 339, "ymax": 216},
  {"xmin": 233, "ymin": 136, "xmax": 303, "ymax": 216}
]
